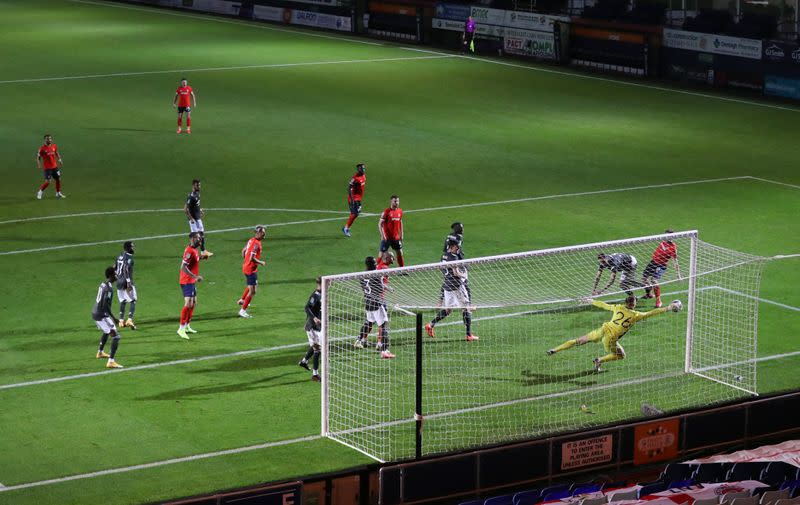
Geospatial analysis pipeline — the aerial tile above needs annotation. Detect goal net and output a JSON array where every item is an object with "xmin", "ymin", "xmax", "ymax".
[{"xmin": 321, "ymin": 231, "xmax": 766, "ymax": 463}]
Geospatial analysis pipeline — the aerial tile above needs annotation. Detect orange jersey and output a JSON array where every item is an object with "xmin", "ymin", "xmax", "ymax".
[
  {"xmin": 381, "ymin": 207, "xmax": 403, "ymax": 240},
  {"xmin": 176, "ymin": 85, "xmax": 193, "ymax": 107},
  {"xmin": 651, "ymin": 241, "xmax": 677, "ymax": 265},
  {"xmin": 349, "ymin": 173, "xmax": 366, "ymax": 201},
  {"xmin": 179, "ymin": 246, "xmax": 200, "ymax": 284},
  {"xmin": 38, "ymin": 143, "xmax": 59, "ymax": 169},
  {"xmin": 242, "ymin": 237, "xmax": 263, "ymax": 275}
]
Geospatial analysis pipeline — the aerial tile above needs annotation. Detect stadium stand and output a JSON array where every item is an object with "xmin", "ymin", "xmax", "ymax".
[{"xmin": 460, "ymin": 440, "xmax": 800, "ymax": 505}]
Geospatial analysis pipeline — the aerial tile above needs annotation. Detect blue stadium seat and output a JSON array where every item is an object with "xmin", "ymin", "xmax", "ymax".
[
  {"xmin": 728, "ymin": 463, "xmax": 768, "ymax": 482},
  {"xmin": 637, "ymin": 481, "xmax": 668, "ymax": 498},
  {"xmin": 761, "ymin": 463, "xmax": 798, "ymax": 486},
  {"xmin": 662, "ymin": 464, "xmax": 696, "ymax": 483},
  {"xmin": 668, "ymin": 479, "xmax": 695, "ymax": 489},
  {"xmin": 543, "ymin": 490, "xmax": 573, "ymax": 501},
  {"xmin": 485, "ymin": 494, "xmax": 515, "ymax": 505},
  {"xmin": 694, "ymin": 464, "xmax": 733, "ymax": 484},
  {"xmin": 573, "ymin": 485, "xmax": 603, "ymax": 496},
  {"xmin": 513, "ymin": 490, "xmax": 540, "ymax": 505},
  {"xmin": 539, "ymin": 485, "xmax": 570, "ymax": 500},
  {"xmin": 602, "ymin": 481, "xmax": 629, "ymax": 491}
]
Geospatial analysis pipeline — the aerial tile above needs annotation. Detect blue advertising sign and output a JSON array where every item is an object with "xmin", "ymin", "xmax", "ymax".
[
  {"xmin": 764, "ymin": 75, "xmax": 800, "ymax": 100},
  {"xmin": 434, "ymin": 2, "xmax": 470, "ymax": 21}
]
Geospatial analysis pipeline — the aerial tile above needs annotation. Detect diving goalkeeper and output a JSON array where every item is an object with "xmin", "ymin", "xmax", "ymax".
[{"xmin": 547, "ymin": 295, "xmax": 681, "ymax": 372}]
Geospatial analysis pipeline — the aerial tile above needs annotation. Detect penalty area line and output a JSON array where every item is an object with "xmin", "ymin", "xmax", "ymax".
[
  {"xmin": 0, "ymin": 207, "xmax": 351, "ymax": 226},
  {"xmin": 0, "ymin": 435, "xmax": 321, "ymax": 493}
]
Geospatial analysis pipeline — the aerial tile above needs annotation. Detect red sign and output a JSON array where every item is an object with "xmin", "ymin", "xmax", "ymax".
[{"xmin": 634, "ymin": 418, "xmax": 680, "ymax": 465}]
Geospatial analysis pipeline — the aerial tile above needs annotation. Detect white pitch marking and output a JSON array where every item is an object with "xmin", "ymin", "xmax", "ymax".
[
  {"xmin": 0, "ymin": 434, "xmax": 321, "ymax": 493},
  {"xmin": 0, "ymin": 342, "xmax": 307, "ymax": 391},
  {"xmin": 713, "ymin": 286, "xmax": 800, "ymax": 312},
  {"xmin": 0, "ymin": 207, "xmax": 351, "ymax": 226},
  {"xmin": 0, "ymin": 215, "xmax": 348, "ymax": 256},
  {"xmin": 459, "ymin": 55, "xmax": 800, "ymax": 114},
  {"xmin": 0, "ymin": 176, "xmax": 752, "ymax": 256},
  {"xmin": 747, "ymin": 176, "xmax": 800, "ymax": 190},
  {"xmin": 0, "ymin": 55, "xmax": 452, "ymax": 85}
]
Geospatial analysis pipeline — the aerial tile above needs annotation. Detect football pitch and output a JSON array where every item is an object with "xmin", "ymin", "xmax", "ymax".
[{"xmin": 0, "ymin": 0, "xmax": 798, "ymax": 503}]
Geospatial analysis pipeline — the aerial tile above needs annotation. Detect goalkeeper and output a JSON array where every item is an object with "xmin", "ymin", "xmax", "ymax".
[{"xmin": 547, "ymin": 296, "xmax": 680, "ymax": 372}]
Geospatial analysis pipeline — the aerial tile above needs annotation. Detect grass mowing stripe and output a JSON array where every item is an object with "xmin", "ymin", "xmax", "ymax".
[
  {"xmin": 1, "ymin": 286, "xmax": 795, "ymax": 391},
  {"xmin": 0, "ymin": 176, "xmax": 753, "ymax": 256},
  {"xmin": 0, "ymin": 207, "xmax": 353, "ymax": 226},
  {"xmin": 0, "ymin": 55, "xmax": 453, "ymax": 85},
  {"xmin": 66, "ymin": 0, "xmax": 800, "ymax": 114},
  {"xmin": 0, "ymin": 435, "xmax": 321, "ymax": 493}
]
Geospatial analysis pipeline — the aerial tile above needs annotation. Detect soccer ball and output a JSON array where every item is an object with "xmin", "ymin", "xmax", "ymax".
[{"xmin": 671, "ymin": 300, "xmax": 683, "ymax": 312}]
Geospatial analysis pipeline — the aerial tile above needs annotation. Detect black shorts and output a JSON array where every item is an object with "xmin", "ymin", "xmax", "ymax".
[
  {"xmin": 177, "ymin": 106, "xmax": 191, "ymax": 114},
  {"xmin": 464, "ymin": 32, "xmax": 474, "ymax": 43},
  {"xmin": 44, "ymin": 169, "xmax": 61, "ymax": 180},
  {"xmin": 380, "ymin": 239, "xmax": 402, "ymax": 252},
  {"xmin": 348, "ymin": 199, "xmax": 362, "ymax": 216}
]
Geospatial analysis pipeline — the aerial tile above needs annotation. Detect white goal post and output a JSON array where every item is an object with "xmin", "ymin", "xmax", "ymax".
[{"xmin": 321, "ymin": 231, "xmax": 766, "ymax": 463}]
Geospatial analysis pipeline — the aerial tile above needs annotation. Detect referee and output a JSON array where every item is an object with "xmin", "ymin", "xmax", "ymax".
[{"xmin": 462, "ymin": 15, "xmax": 476, "ymax": 54}]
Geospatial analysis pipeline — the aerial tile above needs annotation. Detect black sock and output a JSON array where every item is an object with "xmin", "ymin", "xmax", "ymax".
[
  {"xmin": 431, "ymin": 310, "xmax": 449, "ymax": 326},
  {"xmin": 98, "ymin": 333, "xmax": 109, "ymax": 351},
  {"xmin": 119, "ymin": 301, "xmax": 126, "ymax": 320},
  {"xmin": 312, "ymin": 348, "xmax": 320, "ymax": 372},
  {"xmin": 380, "ymin": 324, "xmax": 389, "ymax": 351},
  {"xmin": 200, "ymin": 232, "xmax": 206, "ymax": 252},
  {"xmin": 110, "ymin": 334, "xmax": 120, "ymax": 359},
  {"xmin": 359, "ymin": 322, "xmax": 372, "ymax": 341},
  {"xmin": 303, "ymin": 346, "xmax": 314, "ymax": 361},
  {"xmin": 463, "ymin": 311, "xmax": 472, "ymax": 335},
  {"xmin": 128, "ymin": 300, "xmax": 136, "ymax": 319}
]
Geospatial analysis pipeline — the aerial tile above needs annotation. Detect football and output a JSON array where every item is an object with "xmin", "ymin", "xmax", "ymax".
[{"xmin": 672, "ymin": 300, "xmax": 683, "ymax": 312}]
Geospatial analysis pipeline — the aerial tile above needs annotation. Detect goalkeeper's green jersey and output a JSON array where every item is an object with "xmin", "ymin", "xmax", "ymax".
[{"xmin": 592, "ymin": 300, "xmax": 668, "ymax": 339}]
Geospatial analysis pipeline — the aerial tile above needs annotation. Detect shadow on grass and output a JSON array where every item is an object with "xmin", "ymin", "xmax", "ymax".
[
  {"xmin": 519, "ymin": 368, "xmax": 599, "ymax": 387},
  {"xmin": 135, "ymin": 372, "xmax": 307, "ymax": 401}
]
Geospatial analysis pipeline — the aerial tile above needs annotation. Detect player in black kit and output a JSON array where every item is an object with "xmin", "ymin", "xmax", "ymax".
[
  {"xmin": 115, "ymin": 241, "xmax": 137, "ymax": 330},
  {"xmin": 298, "ymin": 277, "xmax": 323, "ymax": 382},
  {"xmin": 184, "ymin": 179, "xmax": 213, "ymax": 258},
  {"xmin": 93, "ymin": 266, "xmax": 124, "ymax": 368},
  {"xmin": 354, "ymin": 257, "xmax": 395, "ymax": 358}
]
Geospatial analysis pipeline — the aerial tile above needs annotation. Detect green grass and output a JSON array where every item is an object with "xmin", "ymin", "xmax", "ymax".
[{"xmin": 0, "ymin": 0, "xmax": 798, "ymax": 503}]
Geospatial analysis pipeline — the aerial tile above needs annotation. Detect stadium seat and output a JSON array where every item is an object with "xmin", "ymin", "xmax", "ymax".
[
  {"xmin": 485, "ymin": 494, "xmax": 514, "ymax": 505},
  {"xmin": 779, "ymin": 480, "xmax": 800, "ymax": 491},
  {"xmin": 762, "ymin": 463, "xmax": 798, "ymax": 487},
  {"xmin": 722, "ymin": 492, "xmax": 753, "ymax": 504},
  {"xmin": 573, "ymin": 484, "xmax": 603, "ymax": 495},
  {"xmin": 539, "ymin": 484, "xmax": 570, "ymax": 500},
  {"xmin": 694, "ymin": 497, "xmax": 721, "ymax": 505},
  {"xmin": 762, "ymin": 489, "xmax": 791, "ymax": 504},
  {"xmin": 731, "ymin": 497, "xmax": 759, "ymax": 505},
  {"xmin": 638, "ymin": 481, "xmax": 668, "ymax": 499},
  {"xmin": 728, "ymin": 463, "xmax": 768, "ymax": 482},
  {"xmin": 607, "ymin": 489, "xmax": 638, "ymax": 502},
  {"xmin": 774, "ymin": 499, "xmax": 800, "ymax": 505},
  {"xmin": 662, "ymin": 464, "xmax": 696, "ymax": 483},
  {"xmin": 580, "ymin": 496, "xmax": 610, "ymax": 505},
  {"xmin": 694, "ymin": 464, "xmax": 733, "ymax": 484},
  {"xmin": 668, "ymin": 479, "xmax": 695, "ymax": 489},
  {"xmin": 513, "ymin": 490, "xmax": 540, "ymax": 505},
  {"xmin": 543, "ymin": 490, "xmax": 572, "ymax": 501},
  {"xmin": 459, "ymin": 500, "xmax": 482, "ymax": 505}
]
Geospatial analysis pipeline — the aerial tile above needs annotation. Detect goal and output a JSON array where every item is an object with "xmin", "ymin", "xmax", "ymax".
[{"xmin": 321, "ymin": 231, "xmax": 766, "ymax": 463}]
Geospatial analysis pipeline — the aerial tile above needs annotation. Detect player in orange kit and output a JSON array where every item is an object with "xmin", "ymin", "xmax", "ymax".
[
  {"xmin": 173, "ymin": 78, "xmax": 197, "ymax": 134},
  {"xmin": 342, "ymin": 163, "xmax": 366, "ymax": 237},
  {"xmin": 238, "ymin": 226, "xmax": 267, "ymax": 318}
]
